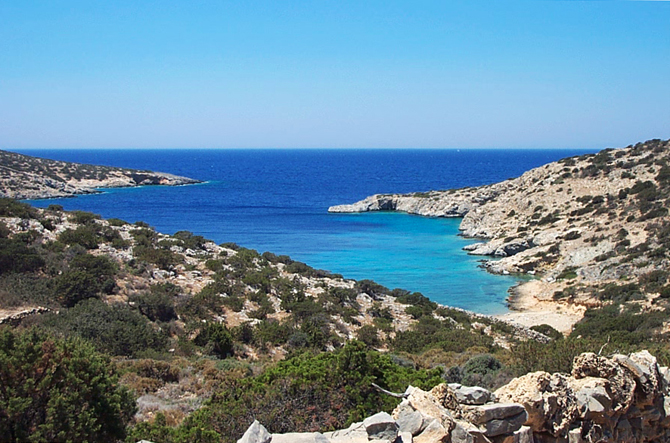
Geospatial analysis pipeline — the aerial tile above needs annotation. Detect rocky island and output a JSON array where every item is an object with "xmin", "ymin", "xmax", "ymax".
[
  {"xmin": 330, "ymin": 139, "xmax": 670, "ymax": 333},
  {"xmin": 0, "ymin": 149, "xmax": 201, "ymax": 200}
]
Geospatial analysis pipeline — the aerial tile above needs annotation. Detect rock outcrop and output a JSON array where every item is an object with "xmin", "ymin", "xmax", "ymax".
[
  {"xmin": 237, "ymin": 350, "xmax": 670, "ymax": 443},
  {"xmin": 0, "ymin": 149, "xmax": 201, "ymax": 199}
]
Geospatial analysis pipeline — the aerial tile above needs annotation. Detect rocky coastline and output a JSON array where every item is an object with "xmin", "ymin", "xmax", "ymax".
[
  {"xmin": 329, "ymin": 139, "xmax": 670, "ymax": 333},
  {"xmin": 0, "ymin": 149, "xmax": 201, "ymax": 200}
]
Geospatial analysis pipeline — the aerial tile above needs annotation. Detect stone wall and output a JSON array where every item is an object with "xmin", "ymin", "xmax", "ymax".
[{"xmin": 235, "ymin": 351, "xmax": 670, "ymax": 443}]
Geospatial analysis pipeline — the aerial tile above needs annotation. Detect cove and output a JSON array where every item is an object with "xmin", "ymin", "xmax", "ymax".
[{"xmin": 20, "ymin": 148, "xmax": 593, "ymax": 314}]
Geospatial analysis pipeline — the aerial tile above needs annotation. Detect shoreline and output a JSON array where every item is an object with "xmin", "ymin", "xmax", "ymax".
[{"xmin": 495, "ymin": 279, "xmax": 586, "ymax": 335}]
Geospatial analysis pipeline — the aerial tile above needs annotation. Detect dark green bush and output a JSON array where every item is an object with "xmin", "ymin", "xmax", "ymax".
[
  {"xmin": 0, "ymin": 198, "xmax": 37, "ymax": 219},
  {"xmin": 0, "ymin": 328, "xmax": 135, "ymax": 443},
  {"xmin": 0, "ymin": 238, "xmax": 45, "ymax": 275},
  {"xmin": 41, "ymin": 299, "xmax": 167, "ymax": 357},
  {"xmin": 131, "ymin": 285, "xmax": 179, "ymax": 322},
  {"xmin": 194, "ymin": 322, "xmax": 234, "ymax": 358}
]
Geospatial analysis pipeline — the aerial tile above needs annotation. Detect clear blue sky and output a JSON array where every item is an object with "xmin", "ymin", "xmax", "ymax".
[{"xmin": 1, "ymin": 1, "xmax": 668, "ymax": 149}]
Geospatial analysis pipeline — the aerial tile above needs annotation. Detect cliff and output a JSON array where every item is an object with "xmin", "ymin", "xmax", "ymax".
[
  {"xmin": 329, "ymin": 139, "xmax": 670, "ymax": 331},
  {"xmin": 0, "ymin": 149, "xmax": 201, "ymax": 199}
]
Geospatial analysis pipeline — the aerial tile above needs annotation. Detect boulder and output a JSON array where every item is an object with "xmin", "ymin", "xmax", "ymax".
[
  {"xmin": 495, "ymin": 372, "xmax": 578, "ymax": 437},
  {"xmin": 430, "ymin": 383, "xmax": 461, "ymax": 411},
  {"xmin": 324, "ymin": 421, "xmax": 368, "ymax": 443},
  {"xmin": 462, "ymin": 403, "xmax": 528, "ymax": 437},
  {"xmin": 571, "ymin": 353, "xmax": 635, "ymax": 414},
  {"xmin": 454, "ymin": 386, "xmax": 493, "ymax": 405},
  {"xmin": 404, "ymin": 386, "xmax": 456, "ymax": 430},
  {"xmin": 395, "ymin": 407, "xmax": 427, "ymax": 436},
  {"xmin": 414, "ymin": 419, "xmax": 449, "ymax": 443},
  {"xmin": 363, "ymin": 412, "xmax": 399, "ymax": 441},
  {"xmin": 237, "ymin": 420, "xmax": 271, "ymax": 443}
]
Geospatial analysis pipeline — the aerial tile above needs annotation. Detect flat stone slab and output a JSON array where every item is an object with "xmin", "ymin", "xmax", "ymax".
[
  {"xmin": 453, "ymin": 386, "xmax": 492, "ymax": 405},
  {"xmin": 271, "ymin": 432, "xmax": 329, "ymax": 443},
  {"xmin": 464, "ymin": 403, "xmax": 527, "ymax": 424}
]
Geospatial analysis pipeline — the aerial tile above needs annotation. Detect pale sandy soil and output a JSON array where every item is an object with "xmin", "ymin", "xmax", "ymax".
[{"xmin": 495, "ymin": 280, "xmax": 586, "ymax": 335}]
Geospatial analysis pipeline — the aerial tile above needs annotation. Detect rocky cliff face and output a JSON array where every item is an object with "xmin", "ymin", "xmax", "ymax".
[
  {"xmin": 0, "ymin": 149, "xmax": 201, "ymax": 199},
  {"xmin": 238, "ymin": 350, "xmax": 670, "ymax": 443},
  {"xmin": 329, "ymin": 139, "xmax": 670, "ymax": 329}
]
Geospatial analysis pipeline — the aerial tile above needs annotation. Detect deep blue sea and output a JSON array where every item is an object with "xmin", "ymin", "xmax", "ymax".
[{"xmin": 18, "ymin": 148, "xmax": 595, "ymax": 314}]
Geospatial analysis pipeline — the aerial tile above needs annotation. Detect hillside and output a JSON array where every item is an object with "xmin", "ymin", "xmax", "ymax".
[
  {"xmin": 0, "ymin": 198, "xmax": 556, "ymax": 440},
  {"xmin": 0, "ymin": 149, "xmax": 201, "ymax": 199},
  {"xmin": 331, "ymin": 139, "xmax": 670, "ymax": 332}
]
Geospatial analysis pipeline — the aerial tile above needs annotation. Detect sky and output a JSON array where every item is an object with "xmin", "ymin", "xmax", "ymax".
[{"xmin": 0, "ymin": 1, "xmax": 668, "ymax": 149}]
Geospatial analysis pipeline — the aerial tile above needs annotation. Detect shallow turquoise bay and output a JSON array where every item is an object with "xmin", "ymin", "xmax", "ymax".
[{"xmin": 302, "ymin": 212, "xmax": 521, "ymax": 315}]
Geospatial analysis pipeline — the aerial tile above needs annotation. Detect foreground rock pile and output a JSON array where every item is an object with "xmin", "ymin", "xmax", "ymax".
[{"xmin": 235, "ymin": 350, "xmax": 670, "ymax": 443}]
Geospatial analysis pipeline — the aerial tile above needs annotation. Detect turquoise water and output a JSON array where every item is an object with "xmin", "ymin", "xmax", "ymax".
[
  {"xmin": 20, "ymin": 148, "xmax": 594, "ymax": 314},
  {"xmin": 307, "ymin": 212, "xmax": 521, "ymax": 314}
]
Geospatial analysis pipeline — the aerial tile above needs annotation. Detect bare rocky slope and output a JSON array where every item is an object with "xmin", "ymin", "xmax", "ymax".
[
  {"xmin": 330, "ymin": 139, "xmax": 670, "ymax": 330},
  {"xmin": 0, "ymin": 149, "xmax": 201, "ymax": 199}
]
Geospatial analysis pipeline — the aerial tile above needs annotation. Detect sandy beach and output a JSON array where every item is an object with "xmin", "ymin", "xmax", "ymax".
[{"xmin": 495, "ymin": 280, "xmax": 586, "ymax": 335}]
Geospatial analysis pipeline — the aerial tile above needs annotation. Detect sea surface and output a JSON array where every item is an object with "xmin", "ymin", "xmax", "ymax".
[{"xmin": 19, "ymin": 148, "xmax": 595, "ymax": 314}]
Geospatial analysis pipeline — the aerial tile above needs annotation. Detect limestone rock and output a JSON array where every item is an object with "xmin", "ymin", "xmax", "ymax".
[
  {"xmin": 572, "ymin": 352, "xmax": 636, "ymax": 414},
  {"xmin": 237, "ymin": 420, "xmax": 271, "ymax": 443},
  {"xmin": 324, "ymin": 421, "xmax": 367, "ymax": 443},
  {"xmin": 395, "ymin": 407, "xmax": 427, "ymax": 436},
  {"xmin": 491, "ymin": 425, "xmax": 534, "ymax": 443},
  {"xmin": 414, "ymin": 419, "xmax": 449, "ymax": 443},
  {"xmin": 463, "ymin": 404, "xmax": 527, "ymax": 425},
  {"xmin": 430, "ymin": 383, "xmax": 461, "ymax": 411},
  {"xmin": 270, "ymin": 433, "xmax": 329, "ymax": 443},
  {"xmin": 495, "ymin": 372, "xmax": 578, "ymax": 437},
  {"xmin": 453, "ymin": 385, "xmax": 493, "ymax": 405},
  {"xmin": 363, "ymin": 412, "xmax": 399, "ymax": 441}
]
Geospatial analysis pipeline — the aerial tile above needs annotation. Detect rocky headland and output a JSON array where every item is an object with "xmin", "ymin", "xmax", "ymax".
[
  {"xmin": 0, "ymin": 149, "xmax": 201, "ymax": 199},
  {"xmin": 330, "ymin": 139, "xmax": 670, "ymax": 333}
]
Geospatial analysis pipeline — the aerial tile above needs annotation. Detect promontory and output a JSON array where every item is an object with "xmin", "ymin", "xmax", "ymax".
[
  {"xmin": 0, "ymin": 149, "xmax": 201, "ymax": 200},
  {"xmin": 330, "ymin": 139, "xmax": 670, "ymax": 332}
]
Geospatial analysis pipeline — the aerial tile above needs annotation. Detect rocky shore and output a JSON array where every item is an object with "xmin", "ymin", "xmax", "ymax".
[
  {"xmin": 236, "ymin": 350, "xmax": 670, "ymax": 443},
  {"xmin": 329, "ymin": 139, "xmax": 670, "ymax": 333},
  {"xmin": 0, "ymin": 149, "xmax": 201, "ymax": 199}
]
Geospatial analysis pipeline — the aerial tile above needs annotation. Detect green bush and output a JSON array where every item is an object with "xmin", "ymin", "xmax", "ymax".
[
  {"xmin": 391, "ymin": 316, "xmax": 494, "ymax": 354},
  {"xmin": 530, "ymin": 324, "xmax": 563, "ymax": 340},
  {"xmin": 131, "ymin": 284, "xmax": 179, "ymax": 322},
  {"xmin": 357, "ymin": 325, "xmax": 381, "ymax": 348},
  {"xmin": 0, "ymin": 238, "xmax": 45, "ymax": 275},
  {"xmin": 41, "ymin": 299, "xmax": 167, "ymax": 357},
  {"xmin": 166, "ymin": 342, "xmax": 442, "ymax": 441},
  {"xmin": 68, "ymin": 210, "xmax": 101, "ymax": 224},
  {"xmin": 461, "ymin": 354, "xmax": 502, "ymax": 387},
  {"xmin": 59, "ymin": 225, "xmax": 102, "ymax": 249},
  {"xmin": 52, "ymin": 253, "xmax": 117, "ymax": 307},
  {"xmin": 194, "ymin": 322, "xmax": 234, "ymax": 358},
  {"xmin": 0, "ymin": 198, "xmax": 37, "ymax": 219},
  {"xmin": 0, "ymin": 328, "xmax": 135, "ymax": 443}
]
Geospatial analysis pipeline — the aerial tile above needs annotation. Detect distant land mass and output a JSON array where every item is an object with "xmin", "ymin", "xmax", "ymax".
[{"xmin": 0, "ymin": 149, "xmax": 201, "ymax": 200}]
